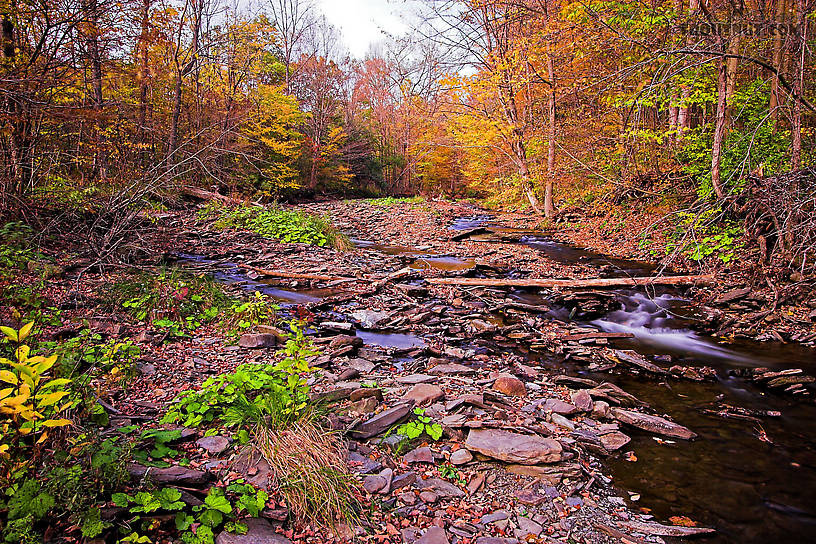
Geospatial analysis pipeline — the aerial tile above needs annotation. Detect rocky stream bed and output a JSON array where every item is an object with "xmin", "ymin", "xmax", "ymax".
[{"xmin": 89, "ymin": 199, "xmax": 816, "ymax": 544}]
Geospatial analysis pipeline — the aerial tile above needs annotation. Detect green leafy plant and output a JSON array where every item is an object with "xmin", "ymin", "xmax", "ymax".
[
  {"xmin": 395, "ymin": 408, "xmax": 443, "ymax": 441},
  {"xmin": 201, "ymin": 202, "xmax": 350, "ymax": 250},
  {"xmin": 223, "ymin": 291, "xmax": 278, "ymax": 335},
  {"xmin": 438, "ymin": 463, "xmax": 466, "ymax": 486}
]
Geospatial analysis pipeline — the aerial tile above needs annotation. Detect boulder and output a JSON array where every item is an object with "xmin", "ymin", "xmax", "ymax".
[
  {"xmin": 465, "ymin": 429, "xmax": 562, "ymax": 465},
  {"xmin": 571, "ymin": 389, "xmax": 593, "ymax": 412},
  {"xmin": 611, "ymin": 408, "xmax": 696, "ymax": 440},
  {"xmin": 450, "ymin": 449, "xmax": 473, "ymax": 465}
]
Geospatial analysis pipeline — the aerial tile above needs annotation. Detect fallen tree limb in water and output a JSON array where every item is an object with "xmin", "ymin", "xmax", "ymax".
[
  {"xmin": 426, "ymin": 274, "xmax": 714, "ymax": 289},
  {"xmin": 239, "ymin": 264, "xmax": 354, "ymax": 282}
]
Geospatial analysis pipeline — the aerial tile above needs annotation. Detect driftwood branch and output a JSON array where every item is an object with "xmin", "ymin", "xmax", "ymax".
[
  {"xmin": 239, "ymin": 264, "xmax": 353, "ymax": 282},
  {"xmin": 425, "ymin": 275, "xmax": 714, "ymax": 289}
]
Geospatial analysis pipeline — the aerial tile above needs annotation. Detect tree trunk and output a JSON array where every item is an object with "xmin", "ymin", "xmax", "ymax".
[
  {"xmin": 84, "ymin": 0, "xmax": 107, "ymax": 180},
  {"xmin": 137, "ymin": 0, "xmax": 151, "ymax": 144},
  {"xmin": 791, "ymin": 0, "xmax": 806, "ymax": 170},
  {"xmin": 711, "ymin": 34, "xmax": 738, "ymax": 199},
  {"xmin": 544, "ymin": 52, "xmax": 556, "ymax": 218},
  {"xmin": 770, "ymin": 0, "xmax": 787, "ymax": 122}
]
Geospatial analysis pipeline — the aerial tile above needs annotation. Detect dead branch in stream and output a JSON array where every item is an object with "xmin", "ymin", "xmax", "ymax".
[
  {"xmin": 425, "ymin": 275, "xmax": 714, "ymax": 289},
  {"xmin": 239, "ymin": 264, "xmax": 354, "ymax": 282}
]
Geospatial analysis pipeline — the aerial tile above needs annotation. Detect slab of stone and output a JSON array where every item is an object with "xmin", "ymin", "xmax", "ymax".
[
  {"xmin": 350, "ymin": 402, "xmax": 415, "ymax": 439},
  {"xmin": 571, "ymin": 389, "xmax": 593, "ymax": 411},
  {"xmin": 404, "ymin": 446, "xmax": 434, "ymax": 464},
  {"xmin": 397, "ymin": 374, "xmax": 435, "ymax": 384},
  {"xmin": 539, "ymin": 398, "xmax": 579, "ymax": 415},
  {"xmin": 427, "ymin": 363, "xmax": 475, "ymax": 376},
  {"xmin": 417, "ymin": 477, "xmax": 466, "ymax": 498},
  {"xmin": 465, "ymin": 429, "xmax": 563, "ymax": 465},
  {"xmin": 610, "ymin": 408, "xmax": 697, "ymax": 440},
  {"xmin": 417, "ymin": 527, "xmax": 449, "ymax": 544},
  {"xmin": 599, "ymin": 431, "xmax": 631, "ymax": 451},
  {"xmin": 216, "ymin": 517, "xmax": 291, "ymax": 544},
  {"xmin": 363, "ymin": 474, "xmax": 388, "ymax": 494},
  {"xmin": 128, "ymin": 464, "xmax": 213, "ymax": 486},
  {"xmin": 450, "ymin": 449, "xmax": 473, "ymax": 465},
  {"xmin": 196, "ymin": 435, "xmax": 231, "ymax": 455},
  {"xmin": 515, "ymin": 516, "xmax": 543, "ymax": 539},
  {"xmin": 402, "ymin": 384, "xmax": 444, "ymax": 406},
  {"xmin": 238, "ymin": 333, "xmax": 278, "ymax": 349}
]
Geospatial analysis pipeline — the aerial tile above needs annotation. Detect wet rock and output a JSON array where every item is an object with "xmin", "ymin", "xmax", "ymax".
[
  {"xmin": 350, "ymin": 402, "xmax": 415, "ymax": 439},
  {"xmin": 465, "ymin": 429, "xmax": 563, "ymax": 465},
  {"xmin": 216, "ymin": 517, "xmax": 291, "ymax": 544},
  {"xmin": 402, "ymin": 384, "xmax": 445, "ymax": 406},
  {"xmin": 417, "ymin": 527, "xmax": 449, "ymax": 544},
  {"xmin": 599, "ymin": 431, "xmax": 631, "ymax": 451},
  {"xmin": 238, "ymin": 333, "xmax": 278, "ymax": 349},
  {"xmin": 621, "ymin": 520, "xmax": 716, "ymax": 537},
  {"xmin": 588, "ymin": 383, "xmax": 642, "ymax": 407},
  {"xmin": 492, "ymin": 374, "xmax": 527, "ymax": 397},
  {"xmin": 128, "ymin": 464, "xmax": 212, "ymax": 486},
  {"xmin": 196, "ymin": 435, "xmax": 230, "ymax": 454},
  {"xmin": 351, "ymin": 309, "xmax": 391, "ymax": 328},
  {"xmin": 450, "ymin": 449, "xmax": 473, "ymax": 465},
  {"xmin": 427, "ymin": 363, "xmax": 475, "ymax": 376},
  {"xmin": 404, "ymin": 446, "xmax": 434, "ymax": 464},
  {"xmin": 506, "ymin": 463, "xmax": 580, "ymax": 483},
  {"xmin": 571, "ymin": 389, "xmax": 593, "ymax": 412},
  {"xmin": 611, "ymin": 408, "xmax": 697, "ymax": 440}
]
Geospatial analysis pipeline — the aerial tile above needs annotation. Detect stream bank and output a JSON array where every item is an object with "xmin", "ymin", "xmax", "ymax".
[{"xmin": 162, "ymin": 199, "xmax": 816, "ymax": 544}]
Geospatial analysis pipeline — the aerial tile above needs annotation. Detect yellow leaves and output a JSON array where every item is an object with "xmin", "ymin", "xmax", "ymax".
[
  {"xmin": 18, "ymin": 322, "xmax": 33, "ymax": 342},
  {"xmin": 0, "ymin": 370, "xmax": 17, "ymax": 385},
  {"xmin": 0, "ymin": 326, "xmax": 18, "ymax": 342},
  {"xmin": 42, "ymin": 419, "xmax": 71, "ymax": 428}
]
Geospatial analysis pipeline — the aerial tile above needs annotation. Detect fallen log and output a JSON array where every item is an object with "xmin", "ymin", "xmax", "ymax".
[
  {"xmin": 239, "ymin": 264, "xmax": 354, "ymax": 282},
  {"xmin": 425, "ymin": 274, "xmax": 714, "ymax": 289}
]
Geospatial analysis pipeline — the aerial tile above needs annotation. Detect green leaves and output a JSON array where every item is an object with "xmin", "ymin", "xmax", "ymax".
[{"xmin": 396, "ymin": 408, "xmax": 444, "ymax": 442}]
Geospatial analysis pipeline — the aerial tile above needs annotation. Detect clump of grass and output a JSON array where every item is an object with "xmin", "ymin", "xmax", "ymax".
[
  {"xmin": 199, "ymin": 202, "xmax": 351, "ymax": 250},
  {"xmin": 254, "ymin": 416, "xmax": 361, "ymax": 528}
]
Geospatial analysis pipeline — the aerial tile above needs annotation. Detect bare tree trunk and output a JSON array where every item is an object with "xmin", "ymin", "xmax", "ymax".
[
  {"xmin": 137, "ymin": 0, "xmax": 151, "ymax": 144},
  {"xmin": 770, "ymin": 0, "xmax": 787, "ymax": 122},
  {"xmin": 84, "ymin": 0, "xmax": 107, "ymax": 180},
  {"xmin": 711, "ymin": 35, "xmax": 738, "ymax": 199},
  {"xmin": 167, "ymin": 0, "xmax": 201, "ymax": 163},
  {"xmin": 544, "ymin": 51, "xmax": 556, "ymax": 218},
  {"xmin": 791, "ymin": 0, "xmax": 806, "ymax": 170}
]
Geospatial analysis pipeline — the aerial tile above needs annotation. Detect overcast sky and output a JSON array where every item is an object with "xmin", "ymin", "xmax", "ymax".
[{"xmin": 315, "ymin": 0, "xmax": 418, "ymax": 58}]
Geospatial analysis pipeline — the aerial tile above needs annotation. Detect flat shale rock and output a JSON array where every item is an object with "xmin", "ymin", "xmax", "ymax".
[
  {"xmin": 492, "ymin": 374, "xmax": 527, "ymax": 397},
  {"xmin": 599, "ymin": 431, "xmax": 631, "ymax": 451},
  {"xmin": 404, "ymin": 446, "xmax": 434, "ymax": 463},
  {"xmin": 196, "ymin": 435, "xmax": 231, "ymax": 454},
  {"xmin": 417, "ymin": 477, "xmax": 466, "ymax": 498},
  {"xmin": 397, "ymin": 374, "xmax": 435, "ymax": 384},
  {"xmin": 350, "ymin": 402, "xmax": 415, "ymax": 439},
  {"xmin": 465, "ymin": 429, "xmax": 563, "ymax": 465},
  {"xmin": 450, "ymin": 449, "xmax": 473, "ymax": 465},
  {"xmin": 128, "ymin": 464, "xmax": 213, "ymax": 486},
  {"xmin": 216, "ymin": 517, "xmax": 291, "ymax": 544},
  {"xmin": 427, "ymin": 363, "xmax": 475, "ymax": 376},
  {"xmin": 402, "ymin": 383, "xmax": 445, "ymax": 406},
  {"xmin": 238, "ymin": 333, "xmax": 278, "ymax": 349},
  {"xmin": 417, "ymin": 527, "xmax": 450, "ymax": 544},
  {"xmin": 571, "ymin": 389, "xmax": 593, "ymax": 411},
  {"xmin": 621, "ymin": 520, "xmax": 715, "ymax": 537},
  {"xmin": 611, "ymin": 408, "xmax": 697, "ymax": 440},
  {"xmin": 539, "ymin": 398, "xmax": 579, "ymax": 415}
]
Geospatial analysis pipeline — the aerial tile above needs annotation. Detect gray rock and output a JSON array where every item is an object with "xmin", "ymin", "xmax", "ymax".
[
  {"xmin": 592, "ymin": 400, "xmax": 610, "ymax": 419},
  {"xmin": 351, "ymin": 310, "xmax": 391, "ymax": 328},
  {"xmin": 515, "ymin": 516, "xmax": 543, "ymax": 539},
  {"xmin": 404, "ymin": 446, "xmax": 434, "ymax": 464},
  {"xmin": 611, "ymin": 408, "xmax": 697, "ymax": 440},
  {"xmin": 450, "ymin": 449, "xmax": 473, "ymax": 465},
  {"xmin": 550, "ymin": 413, "xmax": 575, "ymax": 430},
  {"xmin": 397, "ymin": 374, "xmax": 435, "ymax": 384},
  {"xmin": 363, "ymin": 474, "xmax": 388, "ymax": 494},
  {"xmin": 539, "ymin": 398, "xmax": 579, "ymax": 415},
  {"xmin": 391, "ymin": 471, "xmax": 417, "ymax": 490},
  {"xmin": 347, "ymin": 451, "xmax": 382, "ymax": 474},
  {"xmin": 465, "ymin": 429, "xmax": 562, "ymax": 465},
  {"xmin": 599, "ymin": 431, "xmax": 631, "ymax": 451},
  {"xmin": 571, "ymin": 389, "xmax": 593, "ymax": 411},
  {"xmin": 350, "ymin": 402, "xmax": 415, "ymax": 439},
  {"xmin": 196, "ymin": 435, "xmax": 230, "ymax": 455},
  {"xmin": 417, "ymin": 527, "xmax": 449, "ymax": 544},
  {"xmin": 480, "ymin": 510, "xmax": 510, "ymax": 525},
  {"xmin": 127, "ymin": 464, "xmax": 212, "ymax": 486},
  {"xmin": 402, "ymin": 384, "xmax": 445, "ymax": 406},
  {"xmin": 427, "ymin": 363, "xmax": 474, "ymax": 376},
  {"xmin": 417, "ymin": 477, "xmax": 465, "ymax": 498},
  {"xmin": 238, "ymin": 334, "xmax": 278, "ymax": 349},
  {"xmin": 476, "ymin": 538, "xmax": 518, "ymax": 544},
  {"xmin": 216, "ymin": 518, "xmax": 291, "ymax": 544}
]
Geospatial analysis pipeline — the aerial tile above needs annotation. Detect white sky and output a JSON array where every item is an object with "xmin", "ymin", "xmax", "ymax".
[{"xmin": 316, "ymin": 0, "xmax": 416, "ymax": 57}]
